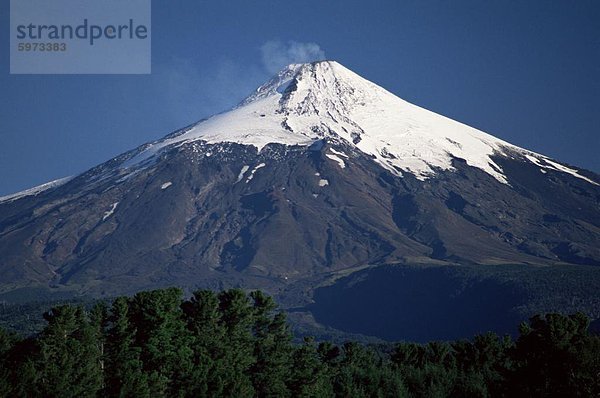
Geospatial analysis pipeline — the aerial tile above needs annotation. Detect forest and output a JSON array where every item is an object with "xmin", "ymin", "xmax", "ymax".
[{"xmin": 0, "ymin": 287, "xmax": 598, "ymax": 397}]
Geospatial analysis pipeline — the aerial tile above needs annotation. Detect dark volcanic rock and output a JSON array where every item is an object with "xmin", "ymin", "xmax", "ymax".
[{"xmin": 0, "ymin": 139, "xmax": 598, "ymax": 302}]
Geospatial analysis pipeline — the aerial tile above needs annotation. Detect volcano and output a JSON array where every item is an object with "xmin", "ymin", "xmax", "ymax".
[{"xmin": 1, "ymin": 61, "xmax": 599, "ymax": 340}]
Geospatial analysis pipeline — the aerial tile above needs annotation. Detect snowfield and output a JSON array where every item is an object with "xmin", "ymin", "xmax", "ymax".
[{"xmin": 117, "ymin": 61, "xmax": 595, "ymax": 186}]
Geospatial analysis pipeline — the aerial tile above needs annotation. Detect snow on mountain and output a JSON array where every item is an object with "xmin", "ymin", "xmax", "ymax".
[
  {"xmin": 524, "ymin": 154, "xmax": 598, "ymax": 185},
  {"xmin": 0, "ymin": 176, "xmax": 73, "ymax": 204},
  {"xmin": 2, "ymin": 61, "xmax": 594, "ymax": 203},
  {"xmin": 118, "ymin": 61, "xmax": 594, "ymax": 186}
]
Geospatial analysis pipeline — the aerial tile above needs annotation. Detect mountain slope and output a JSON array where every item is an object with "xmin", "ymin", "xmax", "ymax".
[{"xmin": 0, "ymin": 61, "xmax": 599, "ymax": 338}]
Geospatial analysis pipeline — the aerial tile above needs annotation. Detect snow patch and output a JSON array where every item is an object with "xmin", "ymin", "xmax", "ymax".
[
  {"xmin": 237, "ymin": 165, "xmax": 250, "ymax": 183},
  {"xmin": 318, "ymin": 179, "xmax": 329, "ymax": 187},
  {"xmin": 525, "ymin": 155, "xmax": 597, "ymax": 185},
  {"xmin": 161, "ymin": 182, "xmax": 172, "ymax": 190},
  {"xmin": 326, "ymin": 154, "xmax": 346, "ymax": 169},
  {"xmin": 115, "ymin": 168, "xmax": 145, "ymax": 183},
  {"xmin": 102, "ymin": 202, "xmax": 119, "ymax": 221},
  {"xmin": 246, "ymin": 163, "xmax": 266, "ymax": 183},
  {"xmin": 329, "ymin": 148, "xmax": 348, "ymax": 158}
]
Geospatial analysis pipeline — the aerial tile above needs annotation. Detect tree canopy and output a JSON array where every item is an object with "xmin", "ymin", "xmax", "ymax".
[{"xmin": 0, "ymin": 288, "xmax": 598, "ymax": 397}]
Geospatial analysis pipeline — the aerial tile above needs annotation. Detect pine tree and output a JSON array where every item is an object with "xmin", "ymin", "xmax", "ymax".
[
  {"xmin": 392, "ymin": 341, "xmax": 456, "ymax": 398},
  {"xmin": 2, "ymin": 337, "xmax": 39, "ymax": 397},
  {"xmin": 36, "ymin": 305, "xmax": 103, "ymax": 397},
  {"xmin": 0, "ymin": 328, "xmax": 17, "ymax": 396},
  {"xmin": 249, "ymin": 290, "xmax": 293, "ymax": 397},
  {"xmin": 216, "ymin": 289, "xmax": 256, "ymax": 397},
  {"xmin": 452, "ymin": 332, "xmax": 513, "ymax": 397},
  {"xmin": 289, "ymin": 337, "xmax": 333, "ymax": 397},
  {"xmin": 333, "ymin": 342, "xmax": 407, "ymax": 397},
  {"xmin": 181, "ymin": 289, "xmax": 224, "ymax": 396},
  {"xmin": 128, "ymin": 288, "xmax": 194, "ymax": 396},
  {"xmin": 105, "ymin": 296, "xmax": 149, "ymax": 397},
  {"xmin": 510, "ymin": 312, "xmax": 600, "ymax": 397}
]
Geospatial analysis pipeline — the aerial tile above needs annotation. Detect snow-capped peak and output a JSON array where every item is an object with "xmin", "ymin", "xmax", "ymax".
[{"xmin": 123, "ymin": 60, "xmax": 596, "ymax": 185}]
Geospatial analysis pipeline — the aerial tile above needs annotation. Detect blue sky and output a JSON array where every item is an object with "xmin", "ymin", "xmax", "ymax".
[{"xmin": 1, "ymin": 0, "xmax": 599, "ymax": 196}]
